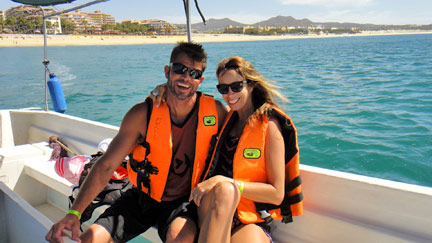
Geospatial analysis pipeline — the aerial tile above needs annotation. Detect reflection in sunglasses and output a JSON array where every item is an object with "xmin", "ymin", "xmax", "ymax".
[
  {"xmin": 170, "ymin": 62, "xmax": 203, "ymax": 79},
  {"xmin": 216, "ymin": 80, "xmax": 250, "ymax": 94}
]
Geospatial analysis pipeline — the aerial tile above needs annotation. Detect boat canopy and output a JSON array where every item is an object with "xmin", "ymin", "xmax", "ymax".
[{"xmin": 11, "ymin": 0, "xmax": 76, "ymax": 6}]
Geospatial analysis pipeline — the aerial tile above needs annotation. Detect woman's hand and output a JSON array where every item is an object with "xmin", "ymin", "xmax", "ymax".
[{"xmin": 189, "ymin": 175, "xmax": 232, "ymax": 206}]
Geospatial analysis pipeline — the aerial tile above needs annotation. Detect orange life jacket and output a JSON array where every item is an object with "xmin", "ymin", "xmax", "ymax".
[
  {"xmin": 127, "ymin": 93, "xmax": 219, "ymax": 202},
  {"xmin": 202, "ymin": 104, "xmax": 303, "ymax": 224}
]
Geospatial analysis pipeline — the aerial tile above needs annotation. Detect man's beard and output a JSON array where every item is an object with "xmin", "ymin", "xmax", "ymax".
[{"xmin": 167, "ymin": 78, "xmax": 196, "ymax": 101}]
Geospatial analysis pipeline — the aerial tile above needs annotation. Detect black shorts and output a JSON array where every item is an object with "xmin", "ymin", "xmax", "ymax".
[{"xmin": 95, "ymin": 187, "xmax": 198, "ymax": 243}]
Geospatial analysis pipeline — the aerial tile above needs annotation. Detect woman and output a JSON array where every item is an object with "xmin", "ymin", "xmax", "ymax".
[{"xmin": 190, "ymin": 56, "xmax": 303, "ymax": 243}]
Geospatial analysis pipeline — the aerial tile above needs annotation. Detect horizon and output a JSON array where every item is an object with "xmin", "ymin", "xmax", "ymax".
[{"xmin": 1, "ymin": 0, "xmax": 431, "ymax": 25}]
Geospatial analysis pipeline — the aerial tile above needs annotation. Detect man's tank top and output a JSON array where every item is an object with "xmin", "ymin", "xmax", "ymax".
[{"xmin": 162, "ymin": 102, "xmax": 198, "ymax": 201}]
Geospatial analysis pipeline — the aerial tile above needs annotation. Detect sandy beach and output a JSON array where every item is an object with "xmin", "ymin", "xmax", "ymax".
[{"xmin": 1, "ymin": 30, "xmax": 431, "ymax": 47}]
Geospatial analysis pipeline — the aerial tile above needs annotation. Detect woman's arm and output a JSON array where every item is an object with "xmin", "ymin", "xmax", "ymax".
[{"xmin": 238, "ymin": 118, "xmax": 285, "ymax": 205}]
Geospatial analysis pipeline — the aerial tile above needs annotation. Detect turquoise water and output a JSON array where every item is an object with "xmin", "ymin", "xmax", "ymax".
[{"xmin": 1, "ymin": 34, "xmax": 431, "ymax": 187}]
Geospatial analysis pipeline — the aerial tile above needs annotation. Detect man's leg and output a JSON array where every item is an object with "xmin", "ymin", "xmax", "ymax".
[
  {"xmin": 165, "ymin": 216, "xmax": 197, "ymax": 243},
  {"xmin": 93, "ymin": 188, "xmax": 156, "ymax": 242},
  {"xmin": 159, "ymin": 200, "xmax": 199, "ymax": 243}
]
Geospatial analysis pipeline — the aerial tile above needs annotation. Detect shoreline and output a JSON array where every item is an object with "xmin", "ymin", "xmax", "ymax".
[{"xmin": 1, "ymin": 30, "xmax": 431, "ymax": 47}]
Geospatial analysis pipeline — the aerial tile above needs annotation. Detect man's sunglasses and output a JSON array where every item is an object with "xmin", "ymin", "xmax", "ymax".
[
  {"xmin": 170, "ymin": 62, "xmax": 203, "ymax": 80},
  {"xmin": 216, "ymin": 80, "xmax": 250, "ymax": 94}
]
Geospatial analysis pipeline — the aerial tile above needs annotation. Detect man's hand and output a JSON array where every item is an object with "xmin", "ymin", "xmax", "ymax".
[{"xmin": 45, "ymin": 213, "xmax": 81, "ymax": 243}]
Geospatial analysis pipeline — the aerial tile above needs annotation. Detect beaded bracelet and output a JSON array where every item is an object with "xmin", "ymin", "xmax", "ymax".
[{"xmin": 67, "ymin": 209, "xmax": 82, "ymax": 220}]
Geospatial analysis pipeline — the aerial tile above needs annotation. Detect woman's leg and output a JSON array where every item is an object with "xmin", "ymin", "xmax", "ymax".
[
  {"xmin": 231, "ymin": 224, "xmax": 271, "ymax": 243},
  {"xmin": 197, "ymin": 181, "xmax": 241, "ymax": 243}
]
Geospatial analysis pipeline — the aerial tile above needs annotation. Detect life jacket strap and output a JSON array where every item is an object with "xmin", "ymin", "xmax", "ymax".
[
  {"xmin": 258, "ymin": 210, "xmax": 277, "ymax": 231},
  {"xmin": 254, "ymin": 176, "xmax": 303, "ymax": 224},
  {"xmin": 128, "ymin": 141, "xmax": 158, "ymax": 195}
]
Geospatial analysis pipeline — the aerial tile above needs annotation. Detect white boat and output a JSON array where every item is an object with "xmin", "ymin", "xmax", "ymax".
[{"xmin": 1, "ymin": 108, "xmax": 431, "ymax": 243}]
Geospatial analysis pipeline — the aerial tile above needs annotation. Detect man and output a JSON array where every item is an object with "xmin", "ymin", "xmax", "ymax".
[{"xmin": 46, "ymin": 42, "xmax": 227, "ymax": 243}]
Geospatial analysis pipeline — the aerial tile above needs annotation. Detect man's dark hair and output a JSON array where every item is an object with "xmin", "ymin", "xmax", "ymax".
[{"xmin": 170, "ymin": 41, "xmax": 207, "ymax": 71}]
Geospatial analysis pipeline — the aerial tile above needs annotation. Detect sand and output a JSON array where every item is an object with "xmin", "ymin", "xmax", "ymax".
[{"xmin": 1, "ymin": 30, "xmax": 431, "ymax": 47}]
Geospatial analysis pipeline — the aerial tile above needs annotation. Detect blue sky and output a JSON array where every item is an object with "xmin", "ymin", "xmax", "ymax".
[{"xmin": 2, "ymin": 0, "xmax": 431, "ymax": 25}]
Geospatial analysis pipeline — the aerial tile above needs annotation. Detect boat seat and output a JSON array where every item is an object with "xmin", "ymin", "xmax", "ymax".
[
  {"xmin": 0, "ymin": 142, "xmax": 53, "ymax": 189},
  {"xmin": 24, "ymin": 156, "xmax": 73, "ymax": 197},
  {"xmin": 0, "ymin": 110, "xmax": 15, "ymax": 148},
  {"xmin": 28, "ymin": 125, "xmax": 99, "ymax": 156}
]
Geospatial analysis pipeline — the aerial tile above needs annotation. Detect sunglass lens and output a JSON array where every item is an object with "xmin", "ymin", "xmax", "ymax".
[
  {"xmin": 190, "ymin": 69, "xmax": 202, "ymax": 79},
  {"xmin": 171, "ymin": 63, "xmax": 202, "ymax": 79},
  {"xmin": 216, "ymin": 84, "xmax": 228, "ymax": 94},
  {"xmin": 172, "ymin": 63, "xmax": 185, "ymax": 74},
  {"xmin": 230, "ymin": 82, "xmax": 243, "ymax": 92}
]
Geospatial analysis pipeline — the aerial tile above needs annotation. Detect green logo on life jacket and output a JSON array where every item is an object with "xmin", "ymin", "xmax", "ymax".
[
  {"xmin": 243, "ymin": 148, "xmax": 261, "ymax": 159},
  {"xmin": 203, "ymin": 116, "xmax": 216, "ymax": 126}
]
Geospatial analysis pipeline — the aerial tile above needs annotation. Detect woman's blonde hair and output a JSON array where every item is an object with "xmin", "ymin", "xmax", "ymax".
[{"xmin": 216, "ymin": 56, "xmax": 289, "ymax": 119}]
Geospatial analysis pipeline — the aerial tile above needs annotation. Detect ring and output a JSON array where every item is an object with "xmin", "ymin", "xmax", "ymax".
[{"xmin": 151, "ymin": 89, "xmax": 159, "ymax": 96}]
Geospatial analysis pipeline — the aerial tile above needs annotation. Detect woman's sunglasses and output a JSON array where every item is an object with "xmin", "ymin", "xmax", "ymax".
[
  {"xmin": 216, "ymin": 80, "xmax": 250, "ymax": 94},
  {"xmin": 170, "ymin": 62, "xmax": 203, "ymax": 79}
]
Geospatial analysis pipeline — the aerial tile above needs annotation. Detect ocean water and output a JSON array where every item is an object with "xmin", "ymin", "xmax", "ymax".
[{"xmin": 1, "ymin": 34, "xmax": 431, "ymax": 188}]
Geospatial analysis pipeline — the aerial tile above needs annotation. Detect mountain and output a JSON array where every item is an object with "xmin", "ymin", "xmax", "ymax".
[
  {"xmin": 188, "ymin": 15, "xmax": 432, "ymax": 33},
  {"xmin": 252, "ymin": 15, "xmax": 314, "ymax": 27},
  {"xmin": 191, "ymin": 18, "xmax": 247, "ymax": 32}
]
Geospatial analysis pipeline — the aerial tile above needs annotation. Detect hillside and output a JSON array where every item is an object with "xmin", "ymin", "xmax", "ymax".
[
  {"xmin": 188, "ymin": 15, "xmax": 432, "ymax": 32},
  {"xmin": 253, "ymin": 15, "xmax": 314, "ymax": 27},
  {"xmin": 191, "ymin": 18, "xmax": 246, "ymax": 32}
]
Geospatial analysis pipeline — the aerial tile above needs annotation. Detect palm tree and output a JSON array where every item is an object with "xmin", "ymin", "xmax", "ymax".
[
  {"xmin": 0, "ymin": 18, "xmax": 5, "ymax": 33},
  {"xmin": 6, "ymin": 16, "xmax": 17, "ymax": 33},
  {"xmin": 60, "ymin": 18, "xmax": 75, "ymax": 34},
  {"xmin": 17, "ymin": 16, "xmax": 29, "ymax": 33},
  {"xmin": 81, "ymin": 18, "xmax": 88, "ymax": 33}
]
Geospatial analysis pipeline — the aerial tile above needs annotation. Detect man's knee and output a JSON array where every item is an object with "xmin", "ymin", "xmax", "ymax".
[
  {"xmin": 80, "ymin": 224, "xmax": 113, "ymax": 243},
  {"xmin": 165, "ymin": 217, "xmax": 197, "ymax": 243}
]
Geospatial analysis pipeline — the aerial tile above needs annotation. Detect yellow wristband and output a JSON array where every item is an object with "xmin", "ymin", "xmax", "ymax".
[
  {"xmin": 239, "ymin": 181, "xmax": 244, "ymax": 194},
  {"xmin": 234, "ymin": 180, "xmax": 245, "ymax": 194},
  {"xmin": 67, "ymin": 209, "xmax": 81, "ymax": 220}
]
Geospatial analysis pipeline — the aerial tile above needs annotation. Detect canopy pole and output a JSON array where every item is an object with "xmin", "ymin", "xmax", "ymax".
[
  {"xmin": 42, "ymin": 7, "xmax": 49, "ymax": 111},
  {"xmin": 37, "ymin": 0, "xmax": 110, "ymax": 111},
  {"xmin": 185, "ymin": 0, "xmax": 191, "ymax": 42}
]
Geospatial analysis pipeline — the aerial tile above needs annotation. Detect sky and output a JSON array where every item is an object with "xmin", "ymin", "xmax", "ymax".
[{"xmin": 2, "ymin": 0, "xmax": 432, "ymax": 25}]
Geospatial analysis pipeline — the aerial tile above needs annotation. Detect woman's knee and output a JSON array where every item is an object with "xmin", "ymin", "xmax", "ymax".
[{"xmin": 212, "ymin": 181, "xmax": 241, "ymax": 211}]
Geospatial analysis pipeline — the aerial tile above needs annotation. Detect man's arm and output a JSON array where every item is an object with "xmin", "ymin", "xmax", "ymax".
[{"xmin": 46, "ymin": 102, "xmax": 149, "ymax": 242}]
